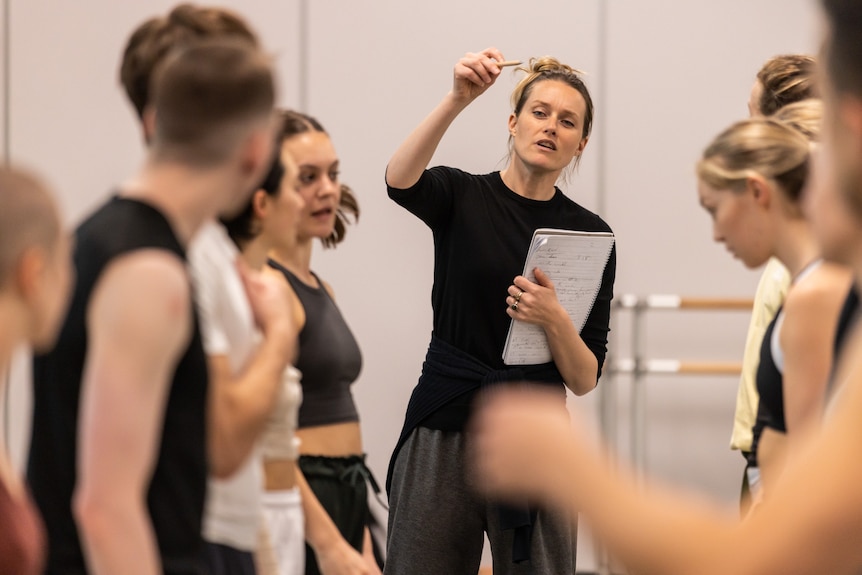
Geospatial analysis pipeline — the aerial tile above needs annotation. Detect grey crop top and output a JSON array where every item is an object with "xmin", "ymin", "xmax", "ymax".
[{"xmin": 268, "ymin": 259, "xmax": 363, "ymax": 428}]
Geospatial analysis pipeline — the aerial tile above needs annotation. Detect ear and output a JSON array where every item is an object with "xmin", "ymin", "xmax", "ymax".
[
  {"xmin": 507, "ymin": 113, "xmax": 517, "ymax": 136},
  {"xmin": 142, "ymin": 106, "xmax": 157, "ymax": 145},
  {"xmin": 747, "ymin": 175, "xmax": 773, "ymax": 208},
  {"xmin": 251, "ymin": 189, "xmax": 269, "ymax": 220},
  {"xmin": 14, "ymin": 247, "xmax": 46, "ymax": 302},
  {"xmin": 239, "ymin": 127, "xmax": 271, "ymax": 178},
  {"xmin": 575, "ymin": 136, "xmax": 589, "ymax": 157}
]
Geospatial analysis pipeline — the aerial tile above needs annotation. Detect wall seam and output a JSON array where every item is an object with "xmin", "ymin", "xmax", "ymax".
[{"xmin": 298, "ymin": 0, "xmax": 309, "ymax": 112}]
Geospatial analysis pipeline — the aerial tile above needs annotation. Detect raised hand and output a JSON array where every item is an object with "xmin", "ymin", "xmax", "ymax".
[
  {"xmin": 236, "ymin": 257, "xmax": 295, "ymax": 339},
  {"xmin": 452, "ymin": 47, "xmax": 508, "ymax": 104}
]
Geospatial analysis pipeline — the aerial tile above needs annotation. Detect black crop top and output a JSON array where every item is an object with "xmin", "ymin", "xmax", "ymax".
[
  {"xmin": 268, "ymin": 260, "xmax": 363, "ymax": 428},
  {"xmin": 749, "ymin": 309, "xmax": 785, "ymax": 468}
]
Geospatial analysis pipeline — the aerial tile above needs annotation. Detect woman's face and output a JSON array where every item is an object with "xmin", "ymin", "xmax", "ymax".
[
  {"xmin": 509, "ymin": 80, "xmax": 589, "ymax": 175},
  {"xmin": 698, "ymin": 180, "xmax": 772, "ymax": 269},
  {"xmin": 261, "ymin": 150, "xmax": 305, "ymax": 251},
  {"xmin": 281, "ymin": 131, "xmax": 341, "ymax": 242}
]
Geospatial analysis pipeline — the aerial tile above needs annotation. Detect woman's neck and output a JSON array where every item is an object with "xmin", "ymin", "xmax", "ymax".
[
  {"xmin": 500, "ymin": 158, "xmax": 560, "ymax": 201},
  {"xmin": 240, "ymin": 237, "xmax": 269, "ymax": 271},
  {"xmin": 269, "ymin": 238, "xmax": 317, "ymax": 285},
  {"xmin": 774, "ymin": 219, "xmax": 821, "ymax": 280}
]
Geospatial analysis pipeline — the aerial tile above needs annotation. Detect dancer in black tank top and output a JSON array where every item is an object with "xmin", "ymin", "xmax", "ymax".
[{"xmin": 28, "ymin": 39, "xmax": 277, "ymax": 575}]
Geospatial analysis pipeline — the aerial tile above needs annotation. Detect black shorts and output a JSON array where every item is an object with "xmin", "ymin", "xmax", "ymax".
[{"xmin": 203, "ymin": 541, "xmax": 257, "ymax": 575}]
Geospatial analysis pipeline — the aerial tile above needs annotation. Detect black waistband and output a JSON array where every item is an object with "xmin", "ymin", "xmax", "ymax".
[{"xmin": 299, "ymin": 454, "xmax": 381, "ymax": 495}]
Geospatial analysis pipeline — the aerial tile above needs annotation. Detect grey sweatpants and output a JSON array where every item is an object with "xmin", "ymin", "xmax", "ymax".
[{"xmin": 385, "ymin": 427, "xmax": 576, "ymax": 575}]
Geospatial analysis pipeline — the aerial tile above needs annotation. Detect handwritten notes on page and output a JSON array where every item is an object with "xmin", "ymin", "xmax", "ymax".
[{"xmin": 502, "ymin": 228, "xmax": 615, "ymax": 365}]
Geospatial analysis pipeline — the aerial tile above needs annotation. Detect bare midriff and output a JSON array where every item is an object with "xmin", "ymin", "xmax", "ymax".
[{"xmin": 264, "ymin": 421, "xmax": 363, "ymax": 491}]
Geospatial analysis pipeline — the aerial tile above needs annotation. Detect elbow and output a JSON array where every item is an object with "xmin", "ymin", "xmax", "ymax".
[
  {"xmin": 208, "ymin": 432, "xmax": 248, "ymax": 479},
  {"xmin": 384, "ymin": 164, "xmax": 418, "ymax": 191},
  {"xmin": 209, "ymin": 442, "xmax": 244, "ymax": 479},
  {"xmin": 569, "ymin": 377, "xmax": 598, "ymax": 397},
  {"xmin": 566, "ymin": 360, "xmax": 600, "ymax": 396},
  {"xmin": 73, "ymin": 486, "xmax": 118, "ymax": 550}
]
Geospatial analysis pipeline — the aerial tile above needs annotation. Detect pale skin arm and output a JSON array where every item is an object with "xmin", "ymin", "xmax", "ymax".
[
  {"xmin": 473, "ymin": 328, "xmax": 862, "ymax": 575},
  {"xmin": 362, "ymin": 527, "xmax": 381, "ymax": 574},
  {"xmin": 73, "ymin": 252, "xmax": 192, "ymax": 575},
  {"xmin": 506, "ymin": 268, "xmax": 598, "ymax": 395},
  {"xmin": 297, "ymin": 465, "xmax": 372, "ymax": 575},
  {"xmin": 780, "ymin": 269, "xmax": 850, "ymax": 435},
  {"xmin": 208, "ymin": 260, "xmax": 297, "ymax": 478},
  {"xmin": 385, "ymin": 47, "xmax": 506, "ymax": 189}
]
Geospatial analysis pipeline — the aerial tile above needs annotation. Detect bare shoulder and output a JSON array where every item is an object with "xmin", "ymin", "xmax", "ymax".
[
  {"xmin": 784, "ymin": 263, "xmax": 852, "ymax": 315},
  {"xmin": 263, "ymin": 265, "xmax": 306, "ymax": 330},
  {"xmin": 321, "ymin": 279, "xmax": 336, "ymax": 300},
  {"xmin": 89, "ymin": 249, "xmax": 192, "ymax": 347}
]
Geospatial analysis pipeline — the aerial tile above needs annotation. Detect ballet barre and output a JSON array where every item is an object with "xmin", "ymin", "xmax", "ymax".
[{"xmin": 604, "ymin": 294, "xmax": 753, "ymax": 472}]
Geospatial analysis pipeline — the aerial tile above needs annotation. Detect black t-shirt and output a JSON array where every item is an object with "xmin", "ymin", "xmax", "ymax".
[
  {"xmin": 389, "ymin": 167, "xmax": 615, "ymax": 373},
  {"xmin": 28, "ymin": 196, "xmax": 209, "ymax": 575}
]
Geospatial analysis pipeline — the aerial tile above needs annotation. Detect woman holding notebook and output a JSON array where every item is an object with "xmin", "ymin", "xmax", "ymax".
[{"xmin": 383, "ymin": 47, "xmax": 616, "ymax": 574}]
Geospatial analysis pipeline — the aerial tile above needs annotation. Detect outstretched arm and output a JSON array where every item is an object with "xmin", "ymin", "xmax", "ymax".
[
  {"xmin": 74, "ymin": 251, "xmax": 193, "ymax": 575},
  {"xmin": 473, "ymin": 336, "xmax": 862, "ymax": 575},
  {"xmin": 385, "ymin": 47, "xmax": 507, "ymax": 189}
]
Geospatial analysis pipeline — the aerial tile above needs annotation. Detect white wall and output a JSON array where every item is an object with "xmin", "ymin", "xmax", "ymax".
[{"xmin": 1, "ymin": 0, "xmax": 820, "ymax": 571}]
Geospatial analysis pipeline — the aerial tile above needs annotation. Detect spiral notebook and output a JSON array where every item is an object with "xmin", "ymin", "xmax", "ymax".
[{"xmin": 502, "ymin": 228, "xmax": 615, "ymax": 365}]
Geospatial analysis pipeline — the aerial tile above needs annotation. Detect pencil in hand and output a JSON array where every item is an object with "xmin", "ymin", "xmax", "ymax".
[{"xmin": 491, "ymin": 60, "xmax": 522, "ymax": 68}]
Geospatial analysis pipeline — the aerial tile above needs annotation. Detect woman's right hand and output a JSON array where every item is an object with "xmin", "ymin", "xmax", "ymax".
[
  {"xmin": 385, "ymin": 46, "xmax": 509, "ymax": 190},
  {"xmin": 315, "ymin": 538, "xmax": 373, "ymax": 575},
  {"xmin": 451, "ymin": 47, "xmax": 508, "ymax": 104}
]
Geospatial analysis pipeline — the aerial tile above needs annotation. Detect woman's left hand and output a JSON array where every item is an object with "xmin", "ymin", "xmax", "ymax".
[{"xmin": 506, "ymin": 267, "xmax": 565, "ymax": 326}]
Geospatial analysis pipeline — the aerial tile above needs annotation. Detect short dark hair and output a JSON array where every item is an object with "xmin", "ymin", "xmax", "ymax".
[
  {"xmin": 821, "ymin": 0, "xmax": 862, "ymax": 98},
  {"xmin": 756, "ymin": 54, "xmax": 818, "ymax": 116},
  {"xmin": 149, "ymin": 37, "xmax": 275, "ymax": 166},
  {"xmin": 221, "ymin": 148, "xmax": 286, "ymax": 246},
  {"xmin": 119, "ymin": 3, "xmax": 258, "ymax": 119},
  {"xmin": 279, "ymin": 110, "xmax": 359, "ymax": 249}
]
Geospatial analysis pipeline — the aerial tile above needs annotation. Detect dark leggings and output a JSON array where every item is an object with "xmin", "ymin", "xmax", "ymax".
[
  {"xmin": 300, "ymin": 454, "xmax": 383, "ymax": 575},
  {"xmin": 203, "ymin": 541, "xmax": 257, "ymax": 575}
]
